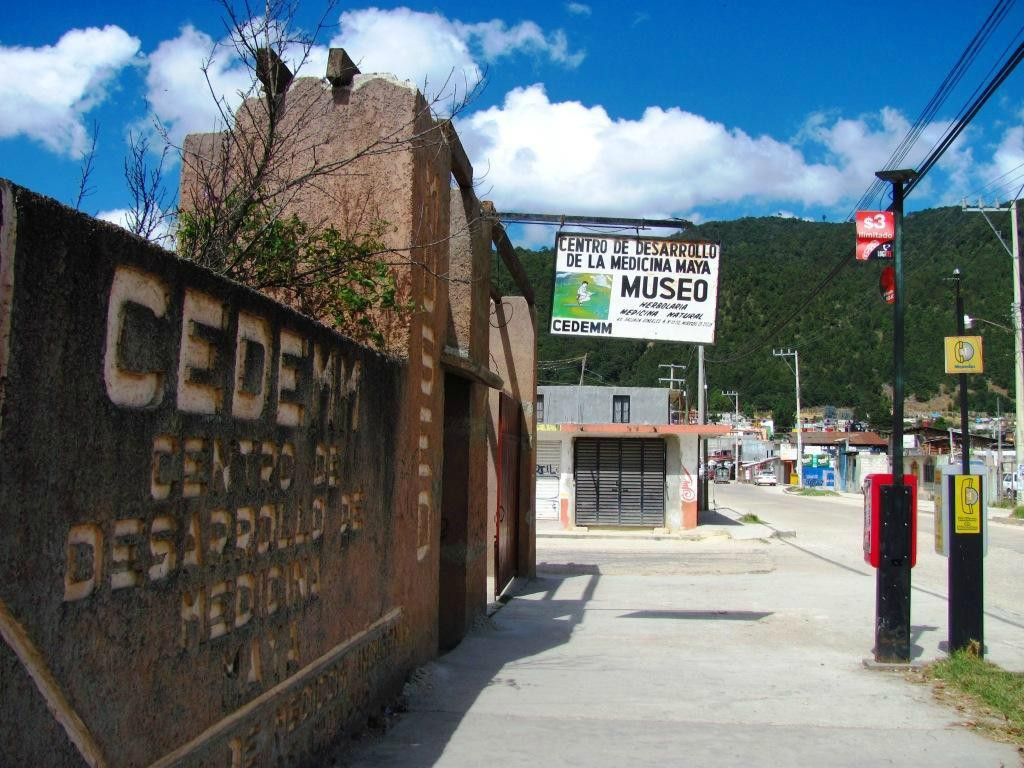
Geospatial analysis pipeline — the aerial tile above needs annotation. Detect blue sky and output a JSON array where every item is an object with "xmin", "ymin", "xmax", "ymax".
[{"xmin": 2, "ymin": 1, "xmax": 1023, "ymax": 246}]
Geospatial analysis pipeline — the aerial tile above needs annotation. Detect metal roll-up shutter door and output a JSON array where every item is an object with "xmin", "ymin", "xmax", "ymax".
[
  {"xmin": 597, "ymin": 439, "xmax": 621, "ymax": 521},
  {"xmin": 575, "ymin": 439, "xmax": 600, "ymax": 526},
  {"xmin": 573, "ymin": 438, "xmax": 666, "ymax": 527},
  {"xmin": 619, "ymin": 440, "xmax": 645, "ymax": 525},
  {"xmin": 640, "ymin": 439, "xmax": 667, "ymax": 526},
  {"xmin": 536, "ymin": 440, "xmax": 561, "ymax": 520}
]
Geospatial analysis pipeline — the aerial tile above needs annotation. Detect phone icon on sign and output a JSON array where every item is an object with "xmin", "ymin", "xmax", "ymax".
[{"xmin": 960, "ymin": 478, "xmax": 980, "ymax": 516}]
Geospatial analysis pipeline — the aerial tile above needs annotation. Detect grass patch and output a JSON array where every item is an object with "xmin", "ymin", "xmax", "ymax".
[
  {"xmin": 991, "ymin": 498, "xmax": 1017, "ymax": 509},
  {"xmin": 917, "ymin": 648, "xmax": 1024, "ymax": 746},
  {"xmin": 793, "ymin": 488, "xmax": 839, "ymax": 497},
  {"xmin": 739, "ymin": 513, "xmax": 762, "ymax": 524},
  {"xmin": 1013, "ymin": 506, "xmax": 1024, "ymax": 520}
]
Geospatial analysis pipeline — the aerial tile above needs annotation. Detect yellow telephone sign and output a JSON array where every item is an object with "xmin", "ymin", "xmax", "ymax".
[
  {"xmin": 953, "ymin": 475, "xmax": 982, "ymax": 534},
  {"xmin": 944, "ymin": 336, "xmax": 984, "ymax": 374}
]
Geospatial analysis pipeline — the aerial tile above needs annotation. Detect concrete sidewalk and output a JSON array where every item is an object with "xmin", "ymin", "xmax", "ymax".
[
  {"xmin": 535, "ymin": 508, "xmax": 779, "ymax": 542},
  {"xmin": 337, "ymin": 535, "xmax": 1021, "ymax": 767}
]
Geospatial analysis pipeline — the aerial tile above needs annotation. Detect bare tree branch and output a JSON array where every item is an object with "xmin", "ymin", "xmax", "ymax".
[{"xmin": 74, "ymin": 120, "xmax": 99, "ymax": 211}]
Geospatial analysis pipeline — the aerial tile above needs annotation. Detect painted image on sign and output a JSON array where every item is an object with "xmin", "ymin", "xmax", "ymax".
[
  {"xmin": 549, "ymin": 232, "xmax": 721, "ymax": 344},
  {"xmin": 553, "ymin": 272, "xmax": 612, "ymax": 321}
]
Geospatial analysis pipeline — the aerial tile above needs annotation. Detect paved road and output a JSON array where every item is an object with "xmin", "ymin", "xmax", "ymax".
[
  {"xmin": 336, "ymin": 491, "xmax": 1024, "ymax": 767},
  {"xmin": 711, "ymin": 482, "xmax": 1024, "ymax": 669}
]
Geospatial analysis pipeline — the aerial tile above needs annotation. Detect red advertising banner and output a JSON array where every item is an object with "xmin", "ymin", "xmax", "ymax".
[
  {"xmin": 879, "ymin": 265, "xmax": 896, "ymax": 304},
  {"xmin": 857, "ymin": 239, "xmax": 894, "ymax": 261},
  {"xmin": 856, "ymin": 211, "xmax": 895, "ymax": 240},
  {"xmin": 856, "ymin": 210, "xmax": 895, "ymax": 261}
]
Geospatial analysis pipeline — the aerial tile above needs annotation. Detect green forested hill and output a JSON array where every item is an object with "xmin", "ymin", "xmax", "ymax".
[{"xmin": 493, "ymin": 206, "xmax": 1017, "ymax": 431}]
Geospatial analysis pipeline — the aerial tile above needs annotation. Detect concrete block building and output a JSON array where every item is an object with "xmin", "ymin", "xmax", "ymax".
[{"xmin": 536, "ymin": 386, "xmax": 729, "ymax": 530}]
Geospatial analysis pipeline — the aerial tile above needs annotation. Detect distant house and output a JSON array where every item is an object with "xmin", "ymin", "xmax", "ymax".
[{"xmin": 535, "ymin": 386, "xmax": 729, "ymax": 530}]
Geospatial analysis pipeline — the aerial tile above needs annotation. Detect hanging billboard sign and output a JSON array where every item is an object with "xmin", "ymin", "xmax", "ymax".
[
  {"xmin": 855, "ymin": 210, "xmax": 895, "ymax": 261},
  {"xmin": 549, "ymin": 232, "xmax": 721, "ymax": 344}
]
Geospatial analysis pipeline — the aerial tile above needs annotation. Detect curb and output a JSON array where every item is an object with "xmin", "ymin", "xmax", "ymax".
[{"xmin": 536, "ymin": 525, "xmax": 784, "ymax": 542}]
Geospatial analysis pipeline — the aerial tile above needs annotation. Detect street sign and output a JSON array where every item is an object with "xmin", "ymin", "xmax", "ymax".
[
  {"xmin": 855, "ymin": 211, "xmax": 895, "ymax": 261},
  {"xmin": 549, "ymin": 232, "xmax": 721, "ymax": 343},
  {"xmin": 944, "ymin": 335, "xmax": 984, "ymax": 374}
]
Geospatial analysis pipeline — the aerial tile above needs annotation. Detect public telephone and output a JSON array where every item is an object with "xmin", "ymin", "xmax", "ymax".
[
  {"xmin": 863, "ymin": 473, "xmax": 917, "ymax": 568},
  {"xmin": 933, "ymin": 458, "xmax": 988, "ymax": 557}
]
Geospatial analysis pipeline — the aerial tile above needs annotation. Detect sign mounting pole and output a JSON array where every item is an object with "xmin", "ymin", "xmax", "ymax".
[
  {"xmin": 873, "ymin": 168, "xmax": 917, "ymax": 664},
  {"xmin": 948, "ymin": 270, "xmax": 985, "ymax": 654}
]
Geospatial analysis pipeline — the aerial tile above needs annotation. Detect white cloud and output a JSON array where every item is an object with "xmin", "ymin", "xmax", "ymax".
[
  {"xmin": 141, "ymin": 8, "xmax": 582, "ymax": 146},
  {"xmin": 145, "ymin": 25, "xmax": 254, "ymax": 145},
  {"xmin": 98, "ymin": 207, "xmax": 175, "ymax": 246},
  {"xmin": 566, "ymin": 3, "xmax": 592, "ymax": 15},
  {"xmin": 332, "ymin": 8, "xmax": 480, "ymax": 102},
  {"xmin": 0, "ymin": 26, "xmax": 140, "ymax": 156},
  {"xmin": 331, "ymin": 7, "xmax": 583, "ymax": 103},
  {"xmin": 456, "ymin": 20, "xmax": 584, "ymax": 68},
  {"xmin": 458, "ymin": 85, "xmax": 974, "ymax": 218},
  {"xmin": 975, "ymin": 125, "xmax": 1024, "ymax": 204}
]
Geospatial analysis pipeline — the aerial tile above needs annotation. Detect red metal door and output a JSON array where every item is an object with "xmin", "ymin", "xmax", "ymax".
[{"xmin": 495, "ymin": 394, "xmax": 520, "ymax": 596}]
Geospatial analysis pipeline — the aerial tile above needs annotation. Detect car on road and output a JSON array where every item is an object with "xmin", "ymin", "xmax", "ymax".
[
  {"xmin": 753, "ymin": 471, "xmax": 778, "ymax": 486},
  {"xmin": 1002, "ymin": 473, "xmax": 1023, "ymax": 493}
]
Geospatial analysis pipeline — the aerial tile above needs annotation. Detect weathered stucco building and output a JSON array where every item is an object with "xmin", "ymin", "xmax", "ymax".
[{"xmin": 0, "ymin": 50, "xmax": 536, "ymax": 766}]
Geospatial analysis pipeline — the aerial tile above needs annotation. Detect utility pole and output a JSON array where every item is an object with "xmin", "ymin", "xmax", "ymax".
[
  {"xmin": 723, "ymin": 390, "xmax": 740, "ymax": 480},
  {"xmin": 875, "ymin": 168, "xmax": 917, "ymax": 664},
  {"xmin": 962, "ymin": 198, "xmax": 1023, "ymax": 502},
  {"xmin": 997, "ymin": 397, "xmax": 1003, "ymax": 502},
  {"xmin": 659, "ymin": 363, "xmax": 687, "ymax": 424},
  {"xmin": 773, "ymin": 348, "xmax": 803, "ymax": 487},
  {"xmin": 698, "ymin": 346, "xmax": 708, "ymax": 510},
  {"xmin": 576, "ymin": 352, "xmax": 588, "ymax": 424}
]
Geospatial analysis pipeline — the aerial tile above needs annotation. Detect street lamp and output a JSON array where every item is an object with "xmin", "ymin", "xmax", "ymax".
[{"xmin": 964, "ymin": 314, "xmax": 1011, "ymax": 333}]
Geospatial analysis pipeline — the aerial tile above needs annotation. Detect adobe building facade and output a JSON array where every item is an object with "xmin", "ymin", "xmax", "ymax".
[
  {"xmin": 536, "ymin": 386, "xmax": 728, "ymax": 530},
  {"xmin": 0, "ymin": 50, "xmax": 536, "ymax": 767}
]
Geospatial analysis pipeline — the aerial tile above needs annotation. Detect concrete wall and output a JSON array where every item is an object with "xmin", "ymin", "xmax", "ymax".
[
  {"xmin": 538, "ymin": 385, "xmax": 668, "ymax": 425},
  {"xmin": 488, "ymin": 298, "xmax": 538, "ymax": 585},
  {"xmin": 437, "ymin": 182, "xmax": 494, "ymax": 648},
  {"xmin": 0, "ymin": 181, "xmax": 448, "ymax": 766},
  {"xmin": 0, "ymin": 55, "xmax": 533, "ymax": 765},
  {"xmin": 180, "ymin": 62, "xmax": 509, "ymax": 656}
]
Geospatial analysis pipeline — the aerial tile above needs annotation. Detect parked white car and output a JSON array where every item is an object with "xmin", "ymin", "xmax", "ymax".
[
  {"xmin": 1002, "ymin": 473, "xmax": 1023, "ymax": 493},
  {"xmin": 754, "ymin": 471, "xmax": 777, "ymax": 486}
]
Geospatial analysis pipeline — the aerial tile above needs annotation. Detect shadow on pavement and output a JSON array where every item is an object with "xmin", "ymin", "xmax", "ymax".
[
  {"xmin": 619, "ymin": 609, "xmax": 772, "ymax": 621},
  {"xmin": 336, "ymin": 565, "xmax": 602, "ymax": 767},
  {"xmin": 698, "ymin": 507, "xmax": 742, "ymax": 526}
]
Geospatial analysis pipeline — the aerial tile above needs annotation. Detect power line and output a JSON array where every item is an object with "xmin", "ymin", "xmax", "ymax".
[{"xmin": 709, "ymin": 2, "xmax": 1024, "ymax": 366}]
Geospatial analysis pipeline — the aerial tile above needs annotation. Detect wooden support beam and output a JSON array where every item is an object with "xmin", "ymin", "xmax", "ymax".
[
  {"xmin": 441, "ymin": 346, "xmax": 504, "ymax": 390},
  {"xmin": 442, "ymin": 121, "xmax": 474, "ymax": 191},
  {"xmin": 482, "ymin": 201, "xmax": 535, "ymax": 306}
]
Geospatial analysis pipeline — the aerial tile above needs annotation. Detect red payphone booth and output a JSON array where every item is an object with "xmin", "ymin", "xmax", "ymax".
[{"xmin": 863, "ymin": 473, "xmax": 917, "ymax": 567}]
